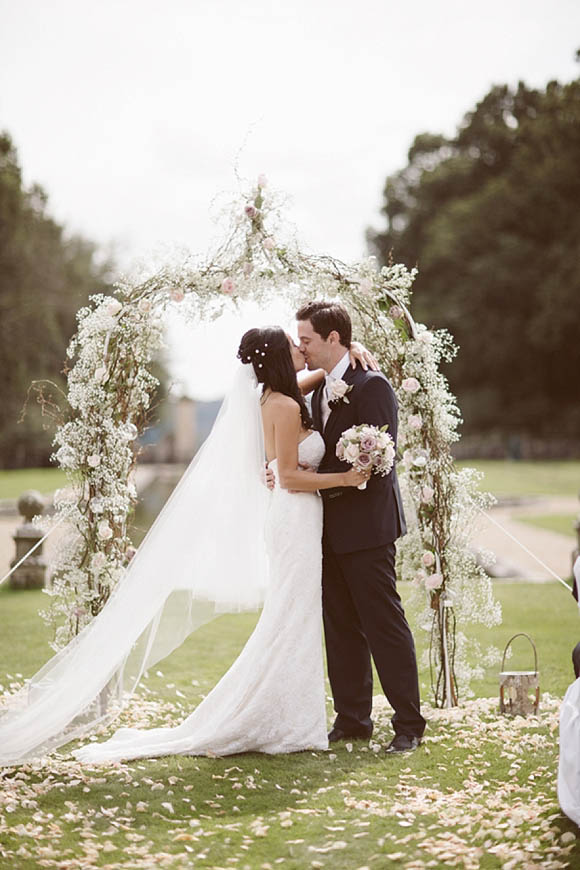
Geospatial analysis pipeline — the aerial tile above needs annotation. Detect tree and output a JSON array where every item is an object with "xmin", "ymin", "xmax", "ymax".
[
  {"xmin": 0, "ymin": 133, "xmax": 114, "ymax": 468},
  {"xmin": 369, "ymin": 75, "xmax": 580, "ymax": 448}
]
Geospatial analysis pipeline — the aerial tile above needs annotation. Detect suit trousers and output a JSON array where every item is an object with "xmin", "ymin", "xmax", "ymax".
[{"xmin": 322, "ymin": 538, "xmax": 426, "ymax": 739}]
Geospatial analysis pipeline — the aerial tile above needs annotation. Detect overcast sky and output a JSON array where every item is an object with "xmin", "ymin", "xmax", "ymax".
[{"xmin": 1, "ymin": 0, "xmax": 578, "ymax": 397}]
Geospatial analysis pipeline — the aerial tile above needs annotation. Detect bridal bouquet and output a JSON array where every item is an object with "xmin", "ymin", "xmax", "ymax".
[{"xmin": 336, "ymin": 424, "xmax": 396, "ymax": 490}]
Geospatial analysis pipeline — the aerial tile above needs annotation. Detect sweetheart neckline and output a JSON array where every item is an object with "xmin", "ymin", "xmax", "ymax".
[{"xmin": 267, "ymin": 430, "xmax": 321, "ymax": 465}]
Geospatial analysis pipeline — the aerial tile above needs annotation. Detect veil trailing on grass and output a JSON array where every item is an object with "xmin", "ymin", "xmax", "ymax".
[{"xmin": 0, "ymin": 364, "xmax": 269, "ymax": 766}]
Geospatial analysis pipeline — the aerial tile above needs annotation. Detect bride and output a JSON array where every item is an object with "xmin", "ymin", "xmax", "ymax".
[{"xmin": 0, "ymin": 326, "xmax": 370, "ymax": 766}]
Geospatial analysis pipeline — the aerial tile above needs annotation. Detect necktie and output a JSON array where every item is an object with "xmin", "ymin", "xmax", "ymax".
[{"xmin": 321, "ymin": 379, "xmax": 332, "ymax": 429}]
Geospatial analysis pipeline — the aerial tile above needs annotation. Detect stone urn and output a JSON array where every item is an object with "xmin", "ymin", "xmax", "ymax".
[{"xmin": 10, "ymin": 490, "xmax": 47, "ymax": 589}]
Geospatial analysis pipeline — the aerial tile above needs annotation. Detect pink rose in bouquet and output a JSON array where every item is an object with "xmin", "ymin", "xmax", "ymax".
[{"xmin": 336, "ymin": 423, "xmax": 395, "ymax": 490}]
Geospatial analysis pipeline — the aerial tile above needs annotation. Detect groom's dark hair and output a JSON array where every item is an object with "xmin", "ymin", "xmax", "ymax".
[{"xmin": 295, "ymin": 300, "xmax": 352, "ymax": 348}]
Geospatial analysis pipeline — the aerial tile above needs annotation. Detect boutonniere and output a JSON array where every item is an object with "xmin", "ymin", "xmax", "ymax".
[{"xmin": 328, "ymin": 379, "xmax": 354, "ymax": 407}]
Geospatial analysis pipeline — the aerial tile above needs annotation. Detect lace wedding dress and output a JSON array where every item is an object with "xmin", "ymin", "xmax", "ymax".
[{"xmin": 73, "ymin": 431, "xmax": 328, "ymax": 763}]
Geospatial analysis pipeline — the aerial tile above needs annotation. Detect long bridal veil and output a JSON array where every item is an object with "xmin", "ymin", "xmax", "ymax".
[{"xmin": 0, "ymin": 364, "xmax": 269, "ymax": 766}]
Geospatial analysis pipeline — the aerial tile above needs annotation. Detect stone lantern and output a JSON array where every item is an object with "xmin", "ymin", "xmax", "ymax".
[{"xmin": 10, "ymin": 490, "xmax": 47, "ymax": 589}]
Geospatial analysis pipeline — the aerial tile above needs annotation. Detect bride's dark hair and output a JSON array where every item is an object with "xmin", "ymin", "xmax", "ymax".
[{"xmin": 237, "ymin": 326, "xmax": 312, "ymax": 430}]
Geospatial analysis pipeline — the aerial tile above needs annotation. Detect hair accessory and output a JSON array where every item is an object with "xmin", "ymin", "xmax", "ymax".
[
  {"xmin": 264, "ymin": 343, "xmax": 268, "ymax": 348},
  {"xmin": 261, "ymin": 352, "xmax": 265, "ymax": 357},
  {"xmin": 255, "ymin": 349, "xmax": 260, "ymax": 354},
  {"xmin": 258, "ymin": 363, "xmax": 263, "ymax": 368}
]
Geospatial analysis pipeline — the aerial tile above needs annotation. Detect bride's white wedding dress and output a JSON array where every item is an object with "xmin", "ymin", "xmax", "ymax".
[{"xmin": 73, "ymin": 431, "xmax": 328, "ymax": 763}]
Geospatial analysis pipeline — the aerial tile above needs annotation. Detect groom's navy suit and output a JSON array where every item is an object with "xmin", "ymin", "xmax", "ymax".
[{"xmin": 313, "ymin": 362, "xmax": 425, "ymax": 740}]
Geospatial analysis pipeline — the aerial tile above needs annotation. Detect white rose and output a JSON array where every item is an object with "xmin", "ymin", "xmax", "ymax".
[
  {"xmin": 421, "ymin": 485, "xmax": 435, "ymax": 503},
  {"xmin": 413, "ymin": 455, "xmax": 427, "ymax": 468},
  {"xmin": 105, "ymin": 298, "xmax": 122, "ymax": 316},
  {"xmin": 94, "ymin": 366, "xmax": 108, "ymax": 385},
  {"xmin": 87, "ymin": 454, "xmax": 101, "ymax": 468},
  {"xmin": 331, "ymin": 379, "xmax": 349, "ymax": 400},
  {"xmin": 97, "ymin": 520, "xmax": 113, "ymax": 540},
  {"xmin": 345, "ymin": 443, "xmax": 360, "ymax": 463},
  {"xmin": 402, "ymin": 377, "xmax": 420, "ymax": 393},
  {"xmin": 90, "ymin": 552, "xmax": 107, "ymax": 572},
  {"xmin": 408, "ymin": 414, "xmax": 422, "ymax": 430},
  {"xmin": 120, "ymin": 422, "xmax": 138, "ymax": 442},
  {"xmin": 89, "ymin": 496, "xmax": 105, "ymax": 513}
]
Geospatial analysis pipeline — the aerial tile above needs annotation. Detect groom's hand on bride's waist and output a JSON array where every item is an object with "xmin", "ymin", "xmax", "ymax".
[{"xmin": 264, "ymin": 461, "xmax": 315, "ymax": 493}]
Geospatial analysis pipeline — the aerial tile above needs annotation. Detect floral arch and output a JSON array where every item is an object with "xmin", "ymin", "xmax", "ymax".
[{"xmin": 47, "ymin": 177, "xmax": 500, "ymax": 707}]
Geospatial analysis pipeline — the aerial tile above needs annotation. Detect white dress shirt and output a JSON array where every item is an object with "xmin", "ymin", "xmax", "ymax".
[{"xmin": 321, "ymin": 351, "xmax": 350, "ymax": 429}]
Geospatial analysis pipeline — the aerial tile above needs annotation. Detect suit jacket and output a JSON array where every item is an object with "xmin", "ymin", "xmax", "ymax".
[{"xmin": 313, "ymin": 363, "xmax": 407, "ymax": 554}]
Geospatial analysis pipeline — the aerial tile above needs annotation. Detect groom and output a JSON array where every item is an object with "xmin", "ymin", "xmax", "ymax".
[{"xmin": 296, "ymin": 301, "xmax": 425, "ymax": 753}]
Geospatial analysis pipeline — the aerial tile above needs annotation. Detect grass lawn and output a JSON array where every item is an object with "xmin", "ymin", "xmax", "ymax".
[
  {"xmin": 455, "ymin": 460, "xmax": 580, "ymax": 499},
  {"xmin": 1, "ymin": 581, "xmax": 579, "ymax": 868},
  {"xmin": 517, "ymin": 513, "xmax": 577, "ymax": 539},
  {"xmin": 0, "ymin": 468, "xmax": 68, "ymax": 501}
]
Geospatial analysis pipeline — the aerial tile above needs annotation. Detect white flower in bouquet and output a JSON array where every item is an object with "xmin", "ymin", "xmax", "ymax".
[
  {"xmin": 344, "ymin": 442, "xmax": 360, "ymax": 463},
  {"xmin": 336, "ymin": 423, "xmax": 395, "ymax": 490}
]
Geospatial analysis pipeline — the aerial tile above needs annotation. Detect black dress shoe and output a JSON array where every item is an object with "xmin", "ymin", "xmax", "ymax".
[
  {"xmin": 328, "ymin": 727, "xmax": 372, "ymax": 743},
  {"xmin": 385, "ymin": 734, "xmax": 421, "ymax": 754}
]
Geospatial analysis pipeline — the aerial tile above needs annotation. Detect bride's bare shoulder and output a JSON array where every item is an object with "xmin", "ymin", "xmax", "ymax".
[{"xmin": 265, "ymin": 392, "xmax": 301, "ymax": 419}]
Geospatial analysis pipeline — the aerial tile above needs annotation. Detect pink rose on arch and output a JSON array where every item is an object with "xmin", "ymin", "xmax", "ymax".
[
  {"xmin": 245, "ymin": 205, "xmax": 258, "ymax": 219},
  {"xmin": 221, "ymin": 277, "xmax": 235, "ymax": 295},
  {"xmin": 407, "ymin": 414, "xmax": 422, "ymax": 430},
  {"xmin": 257, "ymin": 173, "xmax": 268, "ymax": 188},
  {"xmin": 422, "ymin": 551, "xmax": 435, "ymax": 568},
  {"xmin": 263, "ymin": 237, "xmax": 275, "ymax": 251},
  {"xmin": 402, "ymin": 377, "xmax": 420, "ymax": 393},
  {"xmin": 243, "ymin": 262, "xmax": 254, "ymax": 276},
  {"xmin": 421, "ymin": 485, "xmax": 435, "ymax": 503},
  {"xmin": 170, "ymin": 289, "xmax": 185, "ymax": 303},
  {"xmin": 390, "ymin": 305, "xmax": 404, "ymax": 319},
  {"xmin": 425, "ymin": 573, "xmax": 443, "ymax": 590},
  {"xmin": 360, "ymin": 435, "xmax": 377, "ymax": 451},
  {"xmin": 126, "ymin": 545, "xmax": 137, "ymax": 561}
]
